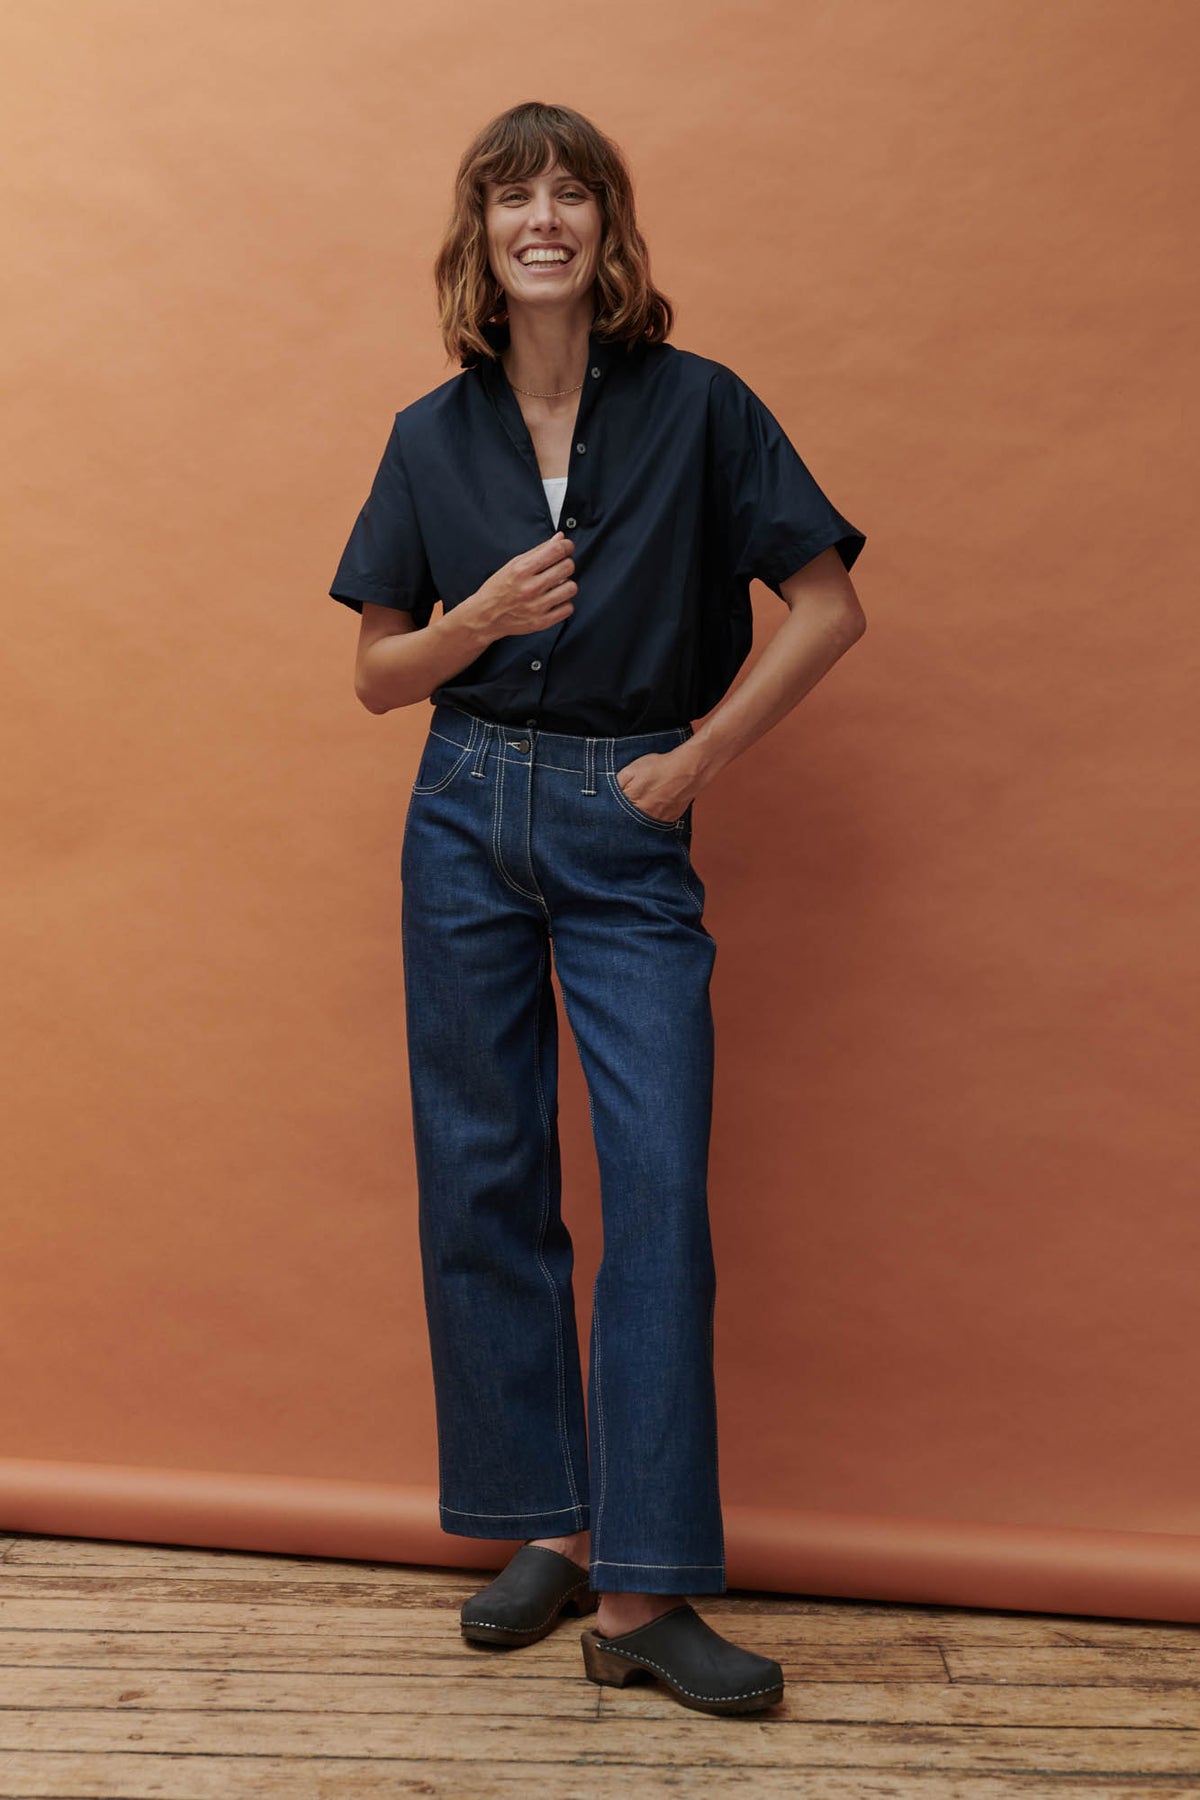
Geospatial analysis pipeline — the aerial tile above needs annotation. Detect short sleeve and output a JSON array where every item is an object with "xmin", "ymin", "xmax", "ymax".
[
  {"xmin": 706, "ymin": 365, "xmax": 866, "ymax": 600},
  {"xmin": 328, "ymin": 418, "xmax": 439, "ymax": 624}
]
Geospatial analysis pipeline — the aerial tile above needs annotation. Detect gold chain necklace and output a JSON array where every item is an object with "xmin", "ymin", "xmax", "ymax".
[
  {"xmin": 506, "ymin": 376, "xmax": 585, "ymax": 398},
  {"xmin": 503, "ymin": 354, "xmax": 585, "ymax": 400}
]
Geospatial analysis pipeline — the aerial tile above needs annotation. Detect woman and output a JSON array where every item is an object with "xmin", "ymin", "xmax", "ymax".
[{"xmin": 330, "ymin": 100, "xmax": 866, "ymax": 1718}]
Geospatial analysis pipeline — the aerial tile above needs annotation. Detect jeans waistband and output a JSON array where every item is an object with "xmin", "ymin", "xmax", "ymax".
[{"xmin": 432, "ymin": 701, "xmax": 692, "ymax": 772}]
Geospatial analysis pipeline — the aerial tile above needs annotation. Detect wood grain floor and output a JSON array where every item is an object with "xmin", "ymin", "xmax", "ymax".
[{"xmin": 1, "ymin": 1530, "xmax": 1197, "ymax": 1797}]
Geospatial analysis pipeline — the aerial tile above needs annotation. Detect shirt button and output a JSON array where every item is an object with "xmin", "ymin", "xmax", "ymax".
[
  {"xmin": 590, "ymin": 366, "xmax": 600, "ymax": 378},
  {"xmin": 525, "ymin": 718, "xmax": 537, "ymax": 728},
  {"xmin": 564, "ymin": 516, "xmax": 576, "ymax": 528},
  {"xmin": 530, "ymin": 659, "xmax": 542, "ymax": 670},
  {"xmin": 575, "ymin": 441, "xmax": 586, "ymax": 454}
]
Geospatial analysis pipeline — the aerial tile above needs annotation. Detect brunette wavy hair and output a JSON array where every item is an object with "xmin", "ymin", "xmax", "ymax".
[{"xmin": 435, "ymin": 101, "xmax": 674, "ymax": 369}]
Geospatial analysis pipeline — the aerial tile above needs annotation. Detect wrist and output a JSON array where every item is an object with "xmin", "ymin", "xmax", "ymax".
[
  {"xmin": 673, "ymin": 729, "xmax": 731, "ymax": 792},
  {"xmin": 440, "ymin": 594, "xmax": 499, "ymax": 659}
]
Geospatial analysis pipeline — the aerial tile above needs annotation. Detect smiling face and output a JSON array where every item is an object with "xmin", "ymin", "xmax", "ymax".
[{"xmin": 484, "ymin": 156, "xmax": 602, "ymax": 311}]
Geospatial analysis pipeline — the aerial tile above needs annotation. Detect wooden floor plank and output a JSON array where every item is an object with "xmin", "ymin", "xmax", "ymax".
[
  {"xmin": 0, "ymin": 1755, "xmax": 1191, "ymax": 1800},
  {"xmin": 0, "ymin": 1706, "xmax": 1198, "ymax": 1764},
  {"xmin": 3, "ymin": 1585, "xmax": 1198, "ymax": 1647}
]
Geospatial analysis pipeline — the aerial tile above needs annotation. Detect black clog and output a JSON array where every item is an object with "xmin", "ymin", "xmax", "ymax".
[
  {"xmin": 581, "ymin": 1600, "xmax": 785, "ymax": 1714},
  {"xmin": 460, "ymin": 1543, "xmax": 599, "ymax": 1647}
]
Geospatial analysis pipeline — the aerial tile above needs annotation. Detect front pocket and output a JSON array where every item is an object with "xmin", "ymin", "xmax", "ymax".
[
  {"xmin": 412, "ymin": 728, "xmax": 473, "ymax": 794},
  {"xmin": 605, "ymin": 767, "xmax": 688, "ymax": 831}
]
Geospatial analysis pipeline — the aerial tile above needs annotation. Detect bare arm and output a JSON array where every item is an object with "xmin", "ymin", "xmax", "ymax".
[
  {"xmin": 354, "ymin": 531, "xmax": 578, "ymax": 714},
  {"xmin": 616, "ymin": 545, "xmax": 866, "ymax": 820},
  {"xmin": 354, "ymin": 603, "xmax": 493, "ymax": 714},
  {"xmin": 679, "ymin": 545, "xmax": 866, "ymax": 791}
]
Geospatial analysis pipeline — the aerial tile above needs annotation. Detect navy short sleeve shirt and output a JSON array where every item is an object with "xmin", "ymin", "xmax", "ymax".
[{"xmin": 329, "ymin": 321, "xmax": 866, "ymax": 736}]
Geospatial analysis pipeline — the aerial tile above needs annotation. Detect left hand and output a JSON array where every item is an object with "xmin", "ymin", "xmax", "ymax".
[{"xmin": 616, "ymin": 750, "xmax": 697, "ymax": 824}]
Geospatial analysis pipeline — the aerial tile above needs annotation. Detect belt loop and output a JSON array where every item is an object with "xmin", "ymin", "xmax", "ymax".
[
  {"xmin": 581, "ymin": 735, "xmax": 598, "ymax": 796},
  {"xmin": 468, "ymin": 713, "xmax": 490, "ymax": 777}
]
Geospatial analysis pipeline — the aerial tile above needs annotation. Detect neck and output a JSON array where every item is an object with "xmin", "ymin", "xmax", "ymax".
[{"xmin": 501, "ymin": 301, "xmax": 594, "ymax": 398}]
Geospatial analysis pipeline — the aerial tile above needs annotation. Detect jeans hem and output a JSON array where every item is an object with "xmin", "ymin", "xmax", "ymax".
[
  {"xmin": 439, "ymin": 1504, "xmax": 590, "ymax": 1538},
  {"xmin": 589, "ymin": 1559, "xmax": 727, "ymax": 1596}
]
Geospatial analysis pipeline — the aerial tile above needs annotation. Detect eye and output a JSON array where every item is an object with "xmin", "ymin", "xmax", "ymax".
[{"xmin": 496, "ymin": 185, "xmax": 589, "ymax": 203}]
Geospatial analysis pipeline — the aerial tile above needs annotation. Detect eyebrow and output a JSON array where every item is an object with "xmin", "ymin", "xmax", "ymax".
[{"xmin": 493, "ymin": 173, "xmax": 581, "ymax": 187}]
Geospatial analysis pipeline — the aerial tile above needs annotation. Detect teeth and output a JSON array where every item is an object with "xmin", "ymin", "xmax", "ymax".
[{"xmin": 518, "ymin": 249, "xmax": 571, "ymax": 264}]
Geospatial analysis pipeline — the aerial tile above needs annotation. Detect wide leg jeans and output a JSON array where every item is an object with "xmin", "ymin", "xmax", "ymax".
[{"xmin": 399, "ymin": 700, "xmax": 724, "ymax": 1595}]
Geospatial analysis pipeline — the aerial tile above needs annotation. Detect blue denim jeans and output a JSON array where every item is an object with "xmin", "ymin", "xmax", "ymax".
[{"xmin": 399, "ymin": 700, "xmax": 725, "ymax": 1596}]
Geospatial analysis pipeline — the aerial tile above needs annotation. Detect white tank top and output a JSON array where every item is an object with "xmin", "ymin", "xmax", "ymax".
[{"xmin": 542, "ymin": 475, "xmax": 569, "ymax": 528}]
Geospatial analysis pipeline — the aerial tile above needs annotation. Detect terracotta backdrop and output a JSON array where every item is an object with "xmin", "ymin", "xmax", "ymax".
[{"xmin": 3, "ymin": 1, "xmax": 1197, "ymax": 1621}]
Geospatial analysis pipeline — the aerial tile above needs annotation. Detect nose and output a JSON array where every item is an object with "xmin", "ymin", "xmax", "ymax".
[{"xmin": 528, "ymin": 196, "xmax": 563, "ymax": 232}]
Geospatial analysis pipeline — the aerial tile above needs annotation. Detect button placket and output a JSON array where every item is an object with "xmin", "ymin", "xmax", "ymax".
[
  {"xmin": 492, "ymin": 335, "xmax": 605, "ymax": 535},
  {"xmin": 487, "ymin": 331, "xmax": 610, "ymax": 720}
]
